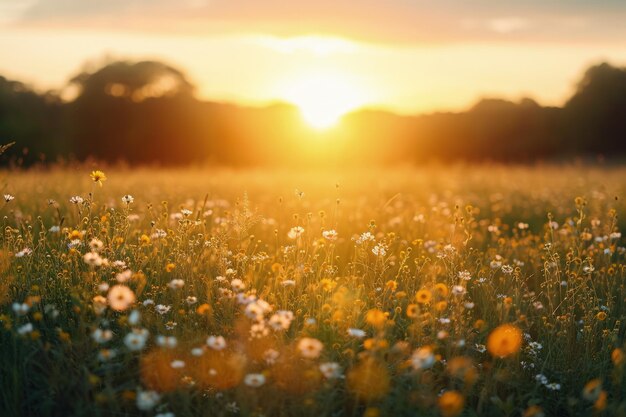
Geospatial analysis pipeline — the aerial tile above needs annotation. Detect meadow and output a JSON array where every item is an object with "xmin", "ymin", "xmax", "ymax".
[{"xmin": 0, "ymin": 164, "xmax": 625, "ymax": 417}]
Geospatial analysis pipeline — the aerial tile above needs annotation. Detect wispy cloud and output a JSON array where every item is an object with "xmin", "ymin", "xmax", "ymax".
[
  {"xmin": 7, "ymin": 0, "xmax": 626, "ymax": 45},
  {"xmin": 0, "ymin": 0, "xmax": 37, "ymax": 24},
  {"xmin": 487, "ymin": 17, "xmax": 530, "ymax": 34}
]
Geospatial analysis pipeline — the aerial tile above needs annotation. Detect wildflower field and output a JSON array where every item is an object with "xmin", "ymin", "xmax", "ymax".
[{"xmin": 1, "ymin": 165, "xmax": 625, "ymax": 417}]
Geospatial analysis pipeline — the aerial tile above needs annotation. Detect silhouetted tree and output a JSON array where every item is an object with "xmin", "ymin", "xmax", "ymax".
[
  {"xmin": 68, "ymin": 60, "xmax": 202, "ymax": 164},
  {"xmin": 1, "ymin": 59, "xmax": 626, "ymax": 166},
  {"xmin": 564, "ymin": 62, "xmax": 626, "ymax": 155},
  {"xmin": 0, "ymin": 77, "xmax": 66, "ymax": 164}
]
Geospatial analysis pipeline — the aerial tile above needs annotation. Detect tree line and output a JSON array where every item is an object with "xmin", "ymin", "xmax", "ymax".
[{"xmin": 1, "ymin": 60, "xmax": 625, "ymax": 167}]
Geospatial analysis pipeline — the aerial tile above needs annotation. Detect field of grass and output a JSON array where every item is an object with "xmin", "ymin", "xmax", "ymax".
[{"xmin": 1, "ymin": 165, "xmax": 625, "ymax": 417}]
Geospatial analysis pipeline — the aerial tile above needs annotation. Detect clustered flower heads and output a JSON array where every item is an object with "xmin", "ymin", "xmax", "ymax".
[{"xmin": 2, "ymin": 170, "xmax": 625, "ymax": 417}]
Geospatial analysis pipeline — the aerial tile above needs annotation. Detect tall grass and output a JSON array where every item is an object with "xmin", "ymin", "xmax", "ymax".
[{"xmin": 0, "ymin": 165, "xmax": 625, "ymax": 417}]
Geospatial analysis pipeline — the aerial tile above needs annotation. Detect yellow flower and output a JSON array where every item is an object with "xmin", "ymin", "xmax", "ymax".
[
  {"xmin": 363, "ymin": 407, "xmax": 381, "ymax": 417},
  {"xmin": 68, "ymin": 229, "xmax": 84, "ymax": 240},
  {"xmin": 165, "ymin": 263, "xmax": 176, "ymax": 272},
  {"xmin": 416, "ymin": 288, "xmax": 432, "ymax": 304},
  {"xmin": 487, "ymin": 324, "xmax": 522, "ymax": 358},
  {"xmin": 90, "ymin": 170, "xmax": 107, "ymax": 187},
  {"xmin": 438, "ymin": 391, "xmax": 465, "ymax": 417},
  {"xmin": 596, "ymin": 311, "xmax": 607, "ymax": 321},
  {"xmin": 57, "ymin": 330, "xmax": 71, "ymax": 343},
  {"xmin": 320, "ymin": 278, "xmax": 337, "ymax": 292},
  {"xmin": 88, "ymin": 373, "xmax": 101, "ymax": 386},
  {"xmin": 385, "ymin": 280, "xmax": 398, "ymax": 292}
]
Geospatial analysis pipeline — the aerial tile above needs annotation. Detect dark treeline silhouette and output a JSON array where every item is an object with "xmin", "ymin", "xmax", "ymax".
[{"xmin": 1, "ymin": 60, "xmax": 625, "ymax": 167}]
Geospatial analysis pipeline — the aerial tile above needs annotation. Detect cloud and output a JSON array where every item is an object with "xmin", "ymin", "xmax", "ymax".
[
  {"xmin": 488, "ymin": 17, "xmax": 530, "ymax": 34},
  {"xmin": 0, "ymin": 0, "xmax": 37, "ymax": 24},
  {"xmin": 9, "ymin": 0, "xmax": 626, "ymax": 45}
]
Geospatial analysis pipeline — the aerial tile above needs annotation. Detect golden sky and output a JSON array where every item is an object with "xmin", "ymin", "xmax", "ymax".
[{"xmin": 2, "ymin": 0, "xmax": 626, "ymax": 117}]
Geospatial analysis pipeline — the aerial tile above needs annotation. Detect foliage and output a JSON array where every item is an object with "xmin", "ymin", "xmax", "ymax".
[{"xmin": 2, "ymin": 61, "xmax": 626, "ymax": 165}]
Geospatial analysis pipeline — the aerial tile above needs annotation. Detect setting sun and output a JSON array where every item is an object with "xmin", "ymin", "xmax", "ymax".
[{"xmin": 280, "ymin": 71, "xmax": 369, "ymax": 129}]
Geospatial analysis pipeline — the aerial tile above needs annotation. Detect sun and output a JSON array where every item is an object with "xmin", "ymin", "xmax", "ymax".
[{"xmin": 280, "ymin": 72, "xmax": 368, "ymax": 129}]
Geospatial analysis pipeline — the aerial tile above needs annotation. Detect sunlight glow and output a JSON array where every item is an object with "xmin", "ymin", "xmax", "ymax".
[
  {"xmin": 280, "ymin": 72, "xmax": 369, "ymax": 129},
  {"xmin": 252, "ymin": 35, "xmax": 359, "ymax": 56}
]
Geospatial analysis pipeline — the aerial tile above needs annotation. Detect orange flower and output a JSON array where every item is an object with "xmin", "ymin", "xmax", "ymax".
[
  {"xmin": 385, "ymin": 280, "xmax": 398, "ymax": 292},
  {"xmin": 612, "ymin": 348, "xmax": 625, "ymax": 366},
  {"xmin": 366, "ymin": 309, "xmax": 387, "ymax": 328},
  {"xmin": 347, "ymin": 357, "xmax": 390, "ymax": 401},
  {"xmin": 364, "ymin": 338, "xmax": 389, "ymax": 351},
  {"xmin": 406, "ymin": 304, "xmax": 419, "ymax": 318},
  {"xmin": 121, "ymin": 390, "xmax": 136, "ymax": 402},
  {"xmin": 438, "ymin": 391, "xmax": 465, "ymax": 417},
  {"xmin": 272, "ymin": 350, "xmax": 322, "ymax": 394},
  {"xmin": 594, "ymin": 390, "xmax": 607, "ymax": 411},
  {"xmin": 582, "ymin": 378, "xmax": 602, "ymax": 401},
  {"xmin": 446, "ymin": 356, "xmax": 478, "ymax": 387},
  {"xmin": 473, "ymin": 319, "xmax": 486, "ymax": 331},
  {"xmin": 523, "ymin": 405, "xmax": 545, "ymax": 417},
  {"xmin": 416, "ymin": 289, "xmax": 432, "ymax": 304},
  {"xmin": 196, "ymin": 303, "xmax": 212, "ymax": 316},
  {"xmin": 435, "ymin": 301, "xmax": 448, "ymax": 312},
  {"xmin": 191, "ymin": 350, "xmax": 245, "ymax": 390},
  {"xmin": 487, "ymin": 324, "xmax": 522, "ymax": 358},
  {"xmin": 434, "ymin": 283, "xmax": 449, "ymax": 298},
  {"xmin": 141, "ymin": 348, "xmax": 187, "ymax": 392},
  {"xmin": 596, "ymin": 311, "xmax": 607, "ymax": 321}
]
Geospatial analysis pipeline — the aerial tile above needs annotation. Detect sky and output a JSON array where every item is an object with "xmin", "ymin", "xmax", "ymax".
[{"xmin": 1, "ymin": 0, "xmax": 626, "ymax": 116}]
